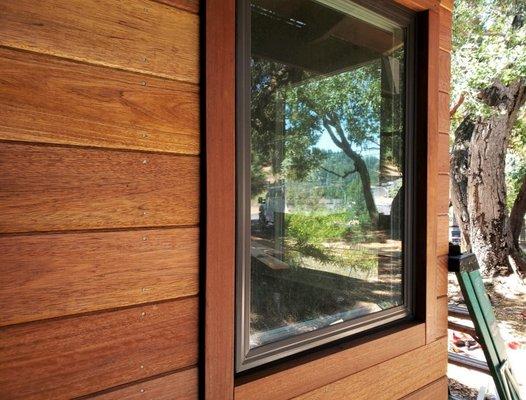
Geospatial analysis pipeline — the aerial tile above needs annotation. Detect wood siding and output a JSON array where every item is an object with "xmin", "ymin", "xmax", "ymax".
[
  {"xmin": 292, "ymin": 338, "xmax": 447, "ymax": 400},
  {"xmin": 0, "ymin": 47, "xmax": 199, "ymax": 154},
  {"xmin": 0, "ymin": 0, "xmax": 200, "ymax": 397},
  {"xmin": 403, "ymin": 377, "xmax": 449, "ymax": 400},
  {"xmin": 1, "ymin": 0, "xmax": 452, "ymax": 398},
  {"xmin": 235, "ymin": 324, "xmax": 426, "ymax": 400}
]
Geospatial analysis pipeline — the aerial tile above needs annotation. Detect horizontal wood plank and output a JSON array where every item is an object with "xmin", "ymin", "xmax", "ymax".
[
  {"xmin": 154, "ymin": 0, "xmax": 199, "ymax": 14},
  {"xmin": 0, "ymin": 143, "xmax": 199, "ymax": 233},
  {"xmin": 437, "ymin": 214, "xmax": 450, "ymax": 256},
  {"xmin": 0, "ymin": 297, "xmax": 198, "ymax": 400},
  {"xmin": 0, "ymin": 227, "xmax": 198, "ymax": 326},
  {"xmin": 0, "ymin": 48, "xmax": 199, "ymax": 154},
  {"xmin": 437, "ymin": 174, "xmax": 450, "ymax": 215},
  {"xmin": 393, "ymin": 0, "xmax": 439, "ymax": 11},
  {"xmin": 292, "ymin": 338, "xmax": 447, "ymax": 400},
  {"xmin": 438, "ymin": 91, "xmax": 450, "ymax": 133},
  {"xmin": 0, "ymin": 0, "xmax": 199, "ymax": 82},
  {"xmin": 402, "ymin": 376, "xmax": 448, "ymax": 400},
  {"xmin": 434, "ymin": 296, "xmax": 448, "ymax": 339},
  {"xmin": 438, "ymin": 133, "xmax": 450, "ymax": 175},
  {"xmin": 88, "ymin": 368, "xmax": 198, "ymax": 399},
  {"xmin": 436, "ymin": 255, "xmax": 449, "ymax": 298},
  {"xmin": 439, "ymin": 50, "xmax": 451, "ymax": 94},
  {"xmin": 235, "ymin": 324, "xmax": 425, "ymax": 400},
  {"xmin": 440, "ymin": 0, "xmax": 454, "ymax": 11}
]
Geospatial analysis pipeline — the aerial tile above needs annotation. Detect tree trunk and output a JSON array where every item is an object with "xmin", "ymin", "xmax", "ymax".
[
  {"xmin": 450, "ymin": 117, "xmax": 474, "ymax": 249},
  {"xmin": 510, "ymin": 175, "xmax": 526, "ymax": 244},
  {"xmin": 509, "ymin": 175, "xmax": 526, "ymax": 273},
  {"xmin": 463, "ymin": 80, "xmax": 526, "ymax": 275},
  {"xmin": 323, "ymin": 118, "xmax": 379, "ymax": 227},
  {"xmin": 343, "ymin": 149, "xmax": 379, "ymax": 227},
  {"xmin": 467, "ymin": 115, "xmax": 514, "ymax": 275}
]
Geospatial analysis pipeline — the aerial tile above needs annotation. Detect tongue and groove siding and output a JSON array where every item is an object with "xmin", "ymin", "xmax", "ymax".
[{"xmin": 0, "ymin": 0, "xmax": 200, "ymax": 399}]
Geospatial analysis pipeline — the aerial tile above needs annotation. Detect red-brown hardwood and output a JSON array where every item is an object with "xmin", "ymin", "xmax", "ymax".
[{"xmin": 205, "ymin": 0, "xmax": 236, "ymax": 398}]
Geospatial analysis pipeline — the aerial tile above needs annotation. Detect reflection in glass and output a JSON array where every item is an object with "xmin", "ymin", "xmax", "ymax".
[{"xmin": 247, "ymin": 0, "xmax": 407, "ymax": 349}]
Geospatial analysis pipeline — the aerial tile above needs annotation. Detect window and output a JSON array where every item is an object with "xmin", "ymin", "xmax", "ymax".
[{"xmin": 236, "ymin": 0, "xmax": 416, "ymax": 372}]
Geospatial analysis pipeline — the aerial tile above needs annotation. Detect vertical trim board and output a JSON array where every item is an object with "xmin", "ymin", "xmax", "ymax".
[
  {"xmin": 205, "ymin": 0, "xmax": 236, "ymax": 398},
  {"xmin": 425, "ymin": 7, "xmax": 441, "ymax": 343}
]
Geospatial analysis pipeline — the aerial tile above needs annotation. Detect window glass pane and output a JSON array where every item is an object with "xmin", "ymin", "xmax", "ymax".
[{"xmin": 247, "ymin": 0, "xmax": 407, "ymax": 350}]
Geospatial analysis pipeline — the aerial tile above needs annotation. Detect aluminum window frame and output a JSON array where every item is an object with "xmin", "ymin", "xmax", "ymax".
[{"xmin": 235, "ymin": 0, "xmax": 419, "ymax": 373}]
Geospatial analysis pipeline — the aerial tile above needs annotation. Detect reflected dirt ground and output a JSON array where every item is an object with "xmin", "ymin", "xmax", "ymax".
[{"xmin": 249, "ymin": 220, "xmax": 404, "ymax": 348}]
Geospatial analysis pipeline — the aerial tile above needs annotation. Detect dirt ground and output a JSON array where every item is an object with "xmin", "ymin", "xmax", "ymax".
[{"xmin": 447, "ymin": 272, "xmax": 526, "ymax": 399}]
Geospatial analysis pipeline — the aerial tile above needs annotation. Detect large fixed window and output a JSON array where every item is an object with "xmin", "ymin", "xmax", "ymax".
[{"xmin": 236, "ymin": 0, "xmax": 416, "ymax": 372}]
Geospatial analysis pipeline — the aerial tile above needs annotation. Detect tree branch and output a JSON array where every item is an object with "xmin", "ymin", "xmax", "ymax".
[
  {"xmin": 450, "ymin": 92, "xmax": 466, "ymax": 118},
  {"xmin": 322, "ymin": 119, "xmax": 343, "ymax": 149},
  {"xmin": 320, "ymin": 166, "xmax": 357, "ymax": 179},
  {"xmin": 328, "ymin": 113, "xmax": 354, "ymax": 154}
]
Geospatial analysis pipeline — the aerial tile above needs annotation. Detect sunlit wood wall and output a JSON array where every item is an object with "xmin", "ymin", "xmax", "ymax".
[{"xmin": 0, "ymin": 0, "xmax": 200, "ymax": 398}]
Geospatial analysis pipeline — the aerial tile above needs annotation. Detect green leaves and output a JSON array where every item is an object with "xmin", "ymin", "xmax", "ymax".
[{"xmin": 451, "ymin": 0, "xmax": 526, "ymax": 127}]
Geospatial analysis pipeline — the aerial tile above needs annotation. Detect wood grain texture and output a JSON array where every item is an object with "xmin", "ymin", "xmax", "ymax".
[
  {"xmin": 0, "ymin": 297, "xmax": 198, "ymax": 400},
  {"xmin": 438, "ymin": 50, "xmax": 451, "ymax": 94},
  {"xmin": 0, "ymin": 143, "xmax": 199, "ymax": 233},
  {"xmin": 439, "ymin": 7, "xmax": 453, "ymax": 51},
  {"xmin": 438, "ymin": 91, "xmax": 450, "ymax": 133},
  {"xmin": 426, "ymin": 8, "xmax": 441, "ymax": 343},
  {"xmin": 440, "ymin": 0, "xmax": 454, "ymax": 11},
  {"xmin": 292, "ymin": 338, "xmax": 447, "ymax": 400},
  {"xmin": 434, "ymin": 296, "xmax": 448, "ymax": 339},
  {"xmin": 0, "ymin": 0, "xmax": 199, "ymax": 83},
  {"xmin": 393, "ymin": 0, "xmax": 439, "ymax": 11},
  {"xmin": 437, "ymin": 214, "xmax": 450, "ymax": 256},
  {"xmin": 235, "ymin": 324, "xmax": 425, "ymax": 400},
  {"xmin": 0, "ymin": 227, "xmax": 198, "ymax": 326},
  {"xmin": 436, "ymin": 255, "xmax": 449, "ymax": 298},
  {"xmin": 0, "ymin": 48, "xmax": 199, "ymax": 154},
  {"xmin": 402, "ymin": 376, "xmax": 448, "ymax": 400},
  {"xmin": 438, "ymin": 133, "xmax": 450, "ymax": 175},
  {"xmin": 88, "ymin": 368, "xmax": 198, "ymax": 400},
  {"xmin": 153, "ymin": 0, "xmax": 199, "ymax": 14},
  {"xmin": 437, "ymin": 174, "xmax": 450, "ymax": 215},
  {"xmin": 205, "ymin": 0, "xmax": 236, "ymax": 398}
]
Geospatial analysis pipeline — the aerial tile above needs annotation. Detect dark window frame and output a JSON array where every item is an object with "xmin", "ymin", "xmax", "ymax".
[{"xmin": 235, "ymin": 0, "xmax": 420, "ymax": 373}]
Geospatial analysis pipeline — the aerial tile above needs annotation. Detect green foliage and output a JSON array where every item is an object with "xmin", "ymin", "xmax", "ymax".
[
  {"xmin": 451, "ymin": 0, "xmax": 526, "ymax": 127},
  {"xmin": 250, "ymin": 57, "xmax": 385, "ymax": 186},
  {"xmin": 452, "ymin": 0, "xmax": 526, "ymax": 211},
  {"xmin": 285, "ymin": 61, "xmax": 382, "ymax": 148},
  {"xmin": 285, "ymin": 212, "xmax": 351, "ymax": 246},
  {"xmin": 282, "ymin": 210, "xmax": 377, "ymax": 271}
]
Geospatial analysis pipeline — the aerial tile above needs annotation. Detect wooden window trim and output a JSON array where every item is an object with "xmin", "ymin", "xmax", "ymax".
[
  {"xmin": 205, "ymin": 1, "xmax": 441, "ymax": 398},
  {"xmin": 205, "ymin": 0, "xmax": 236, "ymax": 399}
]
